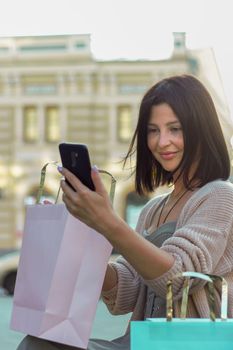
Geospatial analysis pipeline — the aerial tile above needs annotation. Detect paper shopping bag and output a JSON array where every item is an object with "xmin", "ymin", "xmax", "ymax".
[
  {"xmin": 10, "ymin": 163, "xmax": 115, "ymax": 349},
  {"xmin": 131, "ymin": 272, "xmax": 233, "ymax": 350}
]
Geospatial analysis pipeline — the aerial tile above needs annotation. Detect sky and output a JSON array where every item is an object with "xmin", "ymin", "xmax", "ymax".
[{"xmin": 0, "ymin": 0, "xmax": 233, "ymax": 119}]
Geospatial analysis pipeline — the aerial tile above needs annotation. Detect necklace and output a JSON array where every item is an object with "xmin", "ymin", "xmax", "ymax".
[{"xmin": 157, "ymin": 188, "xmax": 189, "ymax": 227}]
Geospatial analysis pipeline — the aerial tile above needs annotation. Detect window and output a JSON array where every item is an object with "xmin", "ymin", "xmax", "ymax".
[
  {"xmin": 23, "ymin": 106, "xmax": 38, "ymax": 143},
  {"xmin": 117, "ymin": 73, "xmax": 149, "ymax": 95},
  {"xmin": 19, "ymin": 44, "xmax": 66, "ymax": 52},
  {"xmin": 22, "ymin": 75, "xmax": 56, "ymax": 95},
  {"xmin": 92, "ymin": 73, "xmax": 99, "ymax": 94},
  {"xmin": 119, "ymin": 84, "xmax": 147, "ymax": 94},
  {"xmin": 75, "ymin": 42, "xmax": 86, "ymax": 49},
  {"xmin": 25, "ymin": 85, "xmax": 56, "ymax": 95},
  {"xmin": 0, "ymin": 77, "xmax": 3, "ymax": 95},
  {"xmin": 45, "ymin": 107, "xmax": 60, "ymax": 142},
  {"xmin": 76, "ymin": 75, "xmax": 85, "ymax": 93},
  {"xmin": 117, "ymin": 106, "xmax": 132, "ymax": 142}
]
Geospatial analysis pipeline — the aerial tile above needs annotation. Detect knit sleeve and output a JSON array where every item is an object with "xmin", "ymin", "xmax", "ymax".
[
  {"xmin": 144, "ymin": 181, "xmax": 233, "ymax": 299},
  {"xmin": 101, "ymin": 258, "xmax": 141, "ymax": 315}
]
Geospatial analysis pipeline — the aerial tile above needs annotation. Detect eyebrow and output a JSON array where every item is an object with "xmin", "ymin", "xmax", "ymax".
[{"xmin": 147, "ymin": 121, "xmax": 181, "ymax": 127}]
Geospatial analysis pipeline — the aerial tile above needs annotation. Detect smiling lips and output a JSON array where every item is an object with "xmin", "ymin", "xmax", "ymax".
[{"xmin": 159, "ymin": 152, "xmax": 178, "ymax": 160}]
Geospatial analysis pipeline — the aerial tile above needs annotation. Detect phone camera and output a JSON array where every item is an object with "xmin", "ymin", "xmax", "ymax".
[{"xmin": 71, "ymin": 151, "xmax": 78, "ymax": 167}]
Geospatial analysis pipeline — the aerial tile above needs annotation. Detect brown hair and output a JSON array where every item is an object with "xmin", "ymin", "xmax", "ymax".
[{"xmin": 124, "ymin": 75, "xmax": 230, "ymax": 195}]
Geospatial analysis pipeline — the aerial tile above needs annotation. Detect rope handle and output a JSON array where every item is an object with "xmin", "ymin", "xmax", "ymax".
[
  {"xmin": 98, "ymin": 169, "xmax": 116, "ymax": 204},
  {"xmin": 36, "ymin": 162, "xmax": 116, "ymax": 204},
  {"xmin": 166, "ymin": 271, "xmax": 228, "ymax": 322},
  {"xmin": 36, "ymin": 162, "xmax": 60, "ymax": 204}
]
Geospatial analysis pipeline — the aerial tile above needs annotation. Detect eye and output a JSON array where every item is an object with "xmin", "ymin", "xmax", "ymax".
[
  {"xmin": 147, "ymin": 127, "xmax": 159, "ymax": 134},
  {"xmin": 170, "ymin": 126, "xmax": 182, "ymax": 133}
]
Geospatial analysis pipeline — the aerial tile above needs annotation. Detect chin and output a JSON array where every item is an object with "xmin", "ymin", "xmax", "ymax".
[
  {"xmin": 159, "ymin": 160, "xmax": 182, "ymax": 172},
  {"xmin": 164, "ymin": 168, "xmax": 177, "ymax": 173},
  {"xmin": 161, "ymin": 164, "xmax": 179, "ymax": 172}
]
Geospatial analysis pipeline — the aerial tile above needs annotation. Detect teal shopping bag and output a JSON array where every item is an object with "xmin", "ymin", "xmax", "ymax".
[{"xmin": 131, "ymin": 272, "xmax": 233, "ymax": 350}]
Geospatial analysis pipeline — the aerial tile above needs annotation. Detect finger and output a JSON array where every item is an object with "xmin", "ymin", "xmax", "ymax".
[
  {"xmin": 43, "ymin": 200, "xmax": 53, "ymax": 205},
  {"xmin": 91, "ymin": 166, "xmax": 108, "ymax": 196},
  {"xmin": 62, "ymin": 191, "xmax": 72, "ymax": 206},
  {"xmin": 62, "ymin": 192, "xmax": 76, "ymax": 211},
  {"xmin": 60, "ymin": 179, "xmax": 78, "ymax": 200},
  {"xmin": 61, "ymin": 167, "xmax": 88, "ymax": 193},
  {"xmin": 62, "ymin": 193, "xmax": 84, "ymax": 219}
]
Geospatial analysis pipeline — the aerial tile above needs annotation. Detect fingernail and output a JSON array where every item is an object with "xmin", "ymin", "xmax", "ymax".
[
  {"xmin": 57, "ymin": 165, "xmax": 63, "ymax": 173},
  {"xmin": 92, "ymin": 165, "xmax": 99, "ymax": 173}
]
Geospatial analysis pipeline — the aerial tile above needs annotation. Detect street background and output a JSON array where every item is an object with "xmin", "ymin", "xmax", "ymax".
[
  {"xmin": 0, "ymin": 290, "xmax": 131, "ymax": 350},
  {"xmin": 0, "ymin": 1, "xmax": 233, "ymax": 349}
]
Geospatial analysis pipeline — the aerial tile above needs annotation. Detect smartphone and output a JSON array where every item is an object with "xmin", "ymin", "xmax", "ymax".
[{"xmin": 59, "ymin": 143, "xmax": 95, "ymax": 191}]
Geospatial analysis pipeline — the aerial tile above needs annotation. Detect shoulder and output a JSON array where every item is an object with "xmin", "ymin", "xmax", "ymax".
[
  {"xmin": 201, "ymin": 179, "xmax": 233, "ymax": 192},
  {"xmin": 192, "ymin": 179, "xmax": 233, "ymax": 201},
  {"xmin": 179, "ymin": 179, "xmax": 233, "ymax": 223}
]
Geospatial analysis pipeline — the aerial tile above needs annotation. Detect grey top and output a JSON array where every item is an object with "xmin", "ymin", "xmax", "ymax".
[
  {"xmin": 143, "ymin": 221, "xmax": 177, "ymax": 318},
  {"xmin": 141, "ymin": 195, "xmax": 177, "ymax": 318}
]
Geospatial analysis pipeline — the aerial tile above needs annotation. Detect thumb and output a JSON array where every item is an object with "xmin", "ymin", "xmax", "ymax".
[
  {"xmin": 43, "ymin": 200, "xmax": 53, "ymax": 205},
  {"xmin": 91, "ymin": 165, "xmax": 108, "ymax": 196}
]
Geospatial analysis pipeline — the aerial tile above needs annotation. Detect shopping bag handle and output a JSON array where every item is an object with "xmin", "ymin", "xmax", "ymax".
[
  {"xmin": 36, "ymin": 162, "xmax": 60, "ymax": 204},
  {"xmin": 36, "ymin": 163, "xmax": 116, "ymax": 205},
  {"xmin": 98, "ymin": 169, "xmax": 116, "ymax": 204},
  {"xmin": 166, "ymin": 271, "xmax": 228, "ymax": 322}
]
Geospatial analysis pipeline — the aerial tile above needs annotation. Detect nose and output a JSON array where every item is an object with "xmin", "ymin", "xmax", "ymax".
[{"xmin": 158, "ymin": 131, "xmax": 171, "ymax": 148}]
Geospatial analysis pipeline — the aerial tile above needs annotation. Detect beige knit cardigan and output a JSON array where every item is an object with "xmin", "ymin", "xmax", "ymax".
[{"xmin": 102, "ymin": 179, "xmax": 233, "ymax": 328}]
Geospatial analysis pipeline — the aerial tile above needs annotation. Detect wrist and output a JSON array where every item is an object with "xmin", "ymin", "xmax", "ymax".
[{"xmin": 100, "ymin": 212, "xmax": 123, "ymax": 239}]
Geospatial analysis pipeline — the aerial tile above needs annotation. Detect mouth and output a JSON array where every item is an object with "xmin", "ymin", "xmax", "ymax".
[{"xmin": 159, "ymin": 152, "xmax": 177, "ymax": 160}]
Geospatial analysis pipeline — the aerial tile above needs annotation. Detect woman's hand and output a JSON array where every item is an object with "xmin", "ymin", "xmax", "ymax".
[
  {"xmin": 58, "ymin": 166, "xmax": 119, "ymax": 236},
  {"xmin": 58, "ymin": 168, "xmax": 175, "ymax": 282}
]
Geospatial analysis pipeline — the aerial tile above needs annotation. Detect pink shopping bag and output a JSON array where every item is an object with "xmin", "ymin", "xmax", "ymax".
[
  {"xmin": 10, "ymin": 201, "xmax": 113, "ymax": 348},
  {"xmin": 11, "ymin": 204, "xmax": 112, "ymax": 348}
]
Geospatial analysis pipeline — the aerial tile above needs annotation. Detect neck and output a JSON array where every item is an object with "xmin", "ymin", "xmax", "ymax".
[
  {"xmin": 172, "ymin": 172, "xmax": 200, "ymax": 197},
  {"xmin": 172, "ymin": 177, "xmax": 186, "ymax": 197}
]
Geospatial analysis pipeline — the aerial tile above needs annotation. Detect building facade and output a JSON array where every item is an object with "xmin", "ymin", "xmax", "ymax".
[{"xmin": 0, "ymin": 33, "xmax": 231, "ymax": 248}]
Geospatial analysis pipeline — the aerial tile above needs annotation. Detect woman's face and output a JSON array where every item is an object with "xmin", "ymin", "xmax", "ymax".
[{"xmin": 147, "ymin": 103, "xmax": 184, "ymax": 172}]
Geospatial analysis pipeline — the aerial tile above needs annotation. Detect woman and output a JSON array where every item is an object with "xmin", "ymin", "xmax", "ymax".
[{"xmin": 17, "ymin": 75, "xmax": 233, "ymax": 349}]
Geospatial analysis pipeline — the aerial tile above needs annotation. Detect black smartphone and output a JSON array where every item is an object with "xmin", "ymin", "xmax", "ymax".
[{"xmin": 59, "ymin": 143, "xmax": 95, "ymax": 191}]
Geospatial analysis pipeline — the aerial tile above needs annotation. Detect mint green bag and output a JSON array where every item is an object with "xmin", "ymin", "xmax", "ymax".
[{"xmin": 131, "ymin": 272, "xmax": 233, "ymax": 350}]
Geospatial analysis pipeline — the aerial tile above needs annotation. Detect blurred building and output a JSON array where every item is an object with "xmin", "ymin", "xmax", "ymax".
[{"xmin": 0, "ymin": 32, "xmax": 232, "ymax": 248}]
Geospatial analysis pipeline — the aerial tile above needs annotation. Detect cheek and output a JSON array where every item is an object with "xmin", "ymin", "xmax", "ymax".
[
  {"xmin": 178, "ymin": 137, "xmax": 184, "ymax": 150},
  {"xmin": 147, "ymin": 134, "xmax": 157, "ymax": 151},
  {"xmin": 147, "ymin": 136, "xmax": 151, "ymax": 149},
  {"xmin": 174, "ymin": 134, "xmax": 184, "ymax": 149},
  {"xmin": 147, "ymin": 137, "xmax": 153, "ymax": 152}
]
